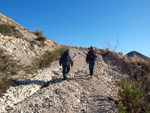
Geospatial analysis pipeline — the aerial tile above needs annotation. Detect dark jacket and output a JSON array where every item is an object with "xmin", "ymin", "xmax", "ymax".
[
  {"xmin": 59, "ymin": 50, "xmax": 73, "ymax": 66},
  {"xmin": 86, "ymin": 49, "xmax": 97, "ymax": 63}
]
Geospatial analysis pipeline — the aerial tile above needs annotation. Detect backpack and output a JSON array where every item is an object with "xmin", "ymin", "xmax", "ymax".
[
  {"xmin": 62, "ymin": 52, "xmax": 69, "ymax": 62},
  {"xmin": 88, "ymin": 50, "xmax": 96, "ymax": 60}
]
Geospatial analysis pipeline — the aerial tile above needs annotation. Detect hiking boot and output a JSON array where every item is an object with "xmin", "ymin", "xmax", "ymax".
[
  {"xmin": 63, "ymin": 75, "xmax": 66, "ymax": 80},
  {"xmin": 63, "ymin": 74, "xmax": 67, "ymax": 80},
  {"xmin": 63, "ymin": 77, "xmax": 66, "ymax": 80},
  {"xmin": 90, "ymin": 76, "xmax": 93, "ymax": 78}
]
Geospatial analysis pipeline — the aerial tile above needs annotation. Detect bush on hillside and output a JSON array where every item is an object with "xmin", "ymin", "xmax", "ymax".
[
  {"xmin": 0, "ymin": 73, "xmax": 14, "ymax": 95},
  {"xmin": 23, "ymin": 38, "xmax": 45, "ymax": 48},
  {"xmin": 0, "ymin": 48, "xmax": 21, "ymax": 95},
  {"xmin": 36, "ymin": 35, "xmax": 46, "ymax": 43},
  {"xmin": 118, "ymin": 76, "xmax": 150, "ymax": 113},
  {"xmin": 0, "ymin": 49, "xmax": 20, "ymax": 75},
  {"xmin": 35, "ymin": 29, "xmax": 46, "ymax": 43},
  {"xmin": 38, "ymin": 47, "xmax": 68, "ymax": 68},
  {"xmin": 26, "ymin": 47, "xmax": 68, "ymax": 73},
  {"xmin": 35, "ymin": 29, "xmax": 43, "ymax": 36},
  {"xmin": 100, "ymin": 47, "xmax": 150, "ymax": 112},
  {"xmin": 0, "ymin": 24, "xmax": 22, "ymax": 38}
]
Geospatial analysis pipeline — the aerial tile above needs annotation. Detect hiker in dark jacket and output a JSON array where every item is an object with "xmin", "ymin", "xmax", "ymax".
[
  {"xmin": 59, "ymin": 49, "xmax": 73, "ymax": 80},
  {"xmin": 86, "ymin": 46, "xmax": 97, "ymax": 78}
]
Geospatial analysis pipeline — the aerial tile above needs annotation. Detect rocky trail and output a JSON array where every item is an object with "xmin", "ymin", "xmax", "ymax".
[{"xmin": 0, "ymin": 49, "xmax": 126, "ymax": 113}]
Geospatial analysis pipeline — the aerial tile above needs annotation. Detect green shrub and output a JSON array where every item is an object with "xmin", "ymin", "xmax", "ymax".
[
  {"xmin": 0, "ymin": 49, "xmax": 20, "ymax": 75},
  {"xmin": 77, "ymin": 69, "xmax": 81, "ymax": 73},
  {"xmin": 0, "ymin": 74, "xmax": 14, "ymax": 95},
  {"xmin": 27, "ymin": 39, "xmax": 45, "ymax": 48},
  {"xmin": 27, "ymin": 47, "xmax": 68, "ymax": 73},
  {"xmin": 0, "ymin": 24, "xmax": 22, "ymax": 38},
  {"xmin": 118, "ymin": 78, "xmax": 148, "ymax": 113},
  {"xmin": 35, "ymin": 29, "xmax": 43, "ymax": 36},
  {"xmin": 4, "ymin": 62, "xmax": 20, "ymax": 75},
  {"xmin": 35, "ymin": 29, "xmax": 46, "ymax": 43},
  {"xmin": 0, "ymin": 48, "xmax": 20, "ymax": 95},
  {"xmin": 38, "ymin": 47, "xmax": 68, "ymax": 68},
  {"xmin": 39, "ymin": 51, "xmax": 53, "ymax": 68},
  {"xmin": 36, "ymin": 36, "xmax": 46, "ymax": 43}
]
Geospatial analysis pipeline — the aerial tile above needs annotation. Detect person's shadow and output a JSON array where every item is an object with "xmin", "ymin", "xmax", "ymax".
[
  {"xmin": 13, "ymin": 80, "xmax": 49, "ymax": 87},
  {"xmin": 12, "ymin": 75, "xmax": 91, "ymax": 88}
]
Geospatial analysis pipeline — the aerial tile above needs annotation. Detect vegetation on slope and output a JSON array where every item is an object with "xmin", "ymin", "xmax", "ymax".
[
  {"xmin": 0, "ymin": 24, "xmax": 22, "ymax": 38},
  {"xmin": 26, "ymin": 46, "xmax": 68, "ymax": 74},
  {"xmin": 99, "ymin": 49, "xmax": 150, "ymax": 112},
  {"xmin": 0, "ymin": 48, "xmax": 21, "ymax": 95},
  {"xmin": 35, "ymin": 29, "xmax": 46, "ymax": 43},
  {"xmin": 117, "ymin": 55, "xmax": 150, "ymax": 112}
]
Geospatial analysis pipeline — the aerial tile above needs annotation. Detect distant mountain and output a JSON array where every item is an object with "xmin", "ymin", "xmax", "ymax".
[{"xmin": 126, "ymin": 51, "xmax": 149, "ymax": 60}]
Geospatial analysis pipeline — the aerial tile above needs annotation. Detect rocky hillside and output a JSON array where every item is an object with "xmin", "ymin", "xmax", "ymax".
[
  {"xmin": 0, "ymin": 13, "xmax": 149, "ymax": 113},
  {"xmin": 0, "ymin": 47, "xmax": 129, "ymax": 113},
  {"xmin": 0, "ymin": 13, "xmax": 57, "ymax": 66},
  {"xmin": 0, "ymin": 13, "xmax": 22, "ymax": 28}
]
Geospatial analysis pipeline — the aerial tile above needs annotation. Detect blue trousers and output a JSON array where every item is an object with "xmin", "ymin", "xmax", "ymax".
[
  {"xmin": 63, "ymin": 64, "xmax": 70, "ymax": 78},
  {"xmin": 89, "ymin": 60, "xmax": 95, "ymax": 76}
]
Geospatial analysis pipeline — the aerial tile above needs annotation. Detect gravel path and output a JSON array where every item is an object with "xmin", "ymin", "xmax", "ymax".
[{"xmin": 0, "ymin": 49, "xmax": 124, "ymax": 113}]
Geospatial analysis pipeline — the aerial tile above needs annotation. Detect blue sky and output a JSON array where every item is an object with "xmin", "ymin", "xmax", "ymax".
[{"xmin": 1, "ymin": 0, "xmax": 150, "ymax": 57}]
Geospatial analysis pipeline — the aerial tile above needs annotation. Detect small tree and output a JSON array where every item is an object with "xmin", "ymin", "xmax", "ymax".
[
  {"xmin": 35, "ymin": 29, "xmax": 46, "ymax": 43},
  {"xmin": 35, "ymin": 29, "xmax": 43, "ymax": 36}
]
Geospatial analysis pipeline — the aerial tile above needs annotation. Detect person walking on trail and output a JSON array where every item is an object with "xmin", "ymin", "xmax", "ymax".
[
  {"xmin": 86, "ymin": 46, "xmax": 97, "ymax": 78},
  {"xmin": 59, "ymin": 49, "xmax": 73, "ymax": 80}
]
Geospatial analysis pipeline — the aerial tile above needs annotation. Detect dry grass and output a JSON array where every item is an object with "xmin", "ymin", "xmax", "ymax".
[
  {"xmin": 0, "ymin": 48, "xmax": 20, "ymax": 95},
  {"xmin": 100, "ymin": 48, "xmax": 110, "ymax": 57},
  {"xmin": 0, "ymin": 50, "xmax": 20, "ymax": 75},
  {"xmin": 26, "ymin": 46, "xmax": 68, "ymax": 74},
  {"xmin": 0, "ymin": 24, "xmax": 23, "ymax": 38},
  {"xmin": 0, "ymin": 73, "xmax": 14, "ymax": 95},
  {"xmin": 129, "ymin": 55, "xmax": 147, "ymax": 69}
]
